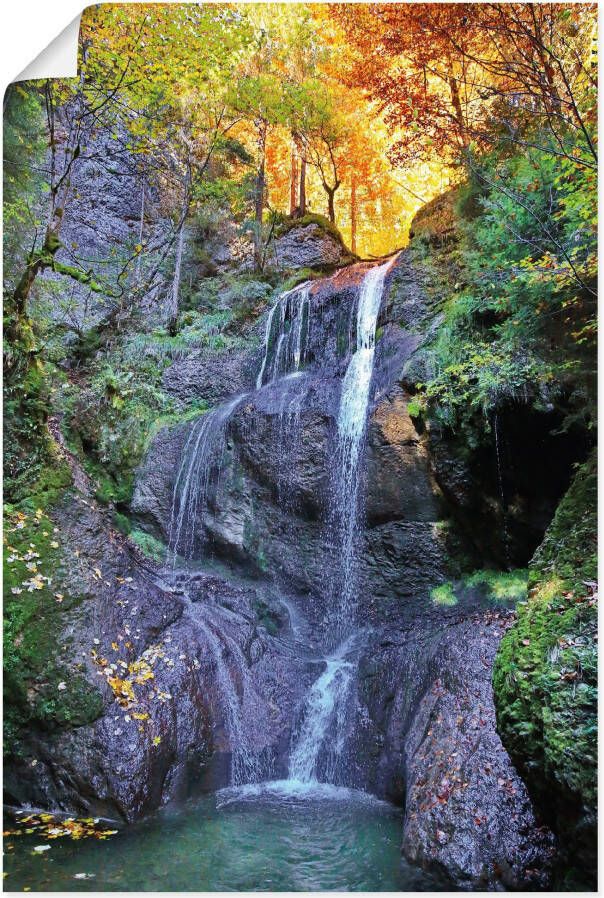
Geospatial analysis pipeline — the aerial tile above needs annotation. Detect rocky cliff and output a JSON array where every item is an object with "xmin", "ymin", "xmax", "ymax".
[{"xmin": 4, "ymin": 194, "xmax": 592, "ymax": 890}]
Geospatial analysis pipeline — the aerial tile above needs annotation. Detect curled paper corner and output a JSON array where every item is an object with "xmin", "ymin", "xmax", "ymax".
[{"xmin": 13, "ymin": 13, "xmax": 81, "ymax": 83}]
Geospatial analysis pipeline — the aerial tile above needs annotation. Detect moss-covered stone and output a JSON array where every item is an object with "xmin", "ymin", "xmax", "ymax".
[
  {"xmin": 4, "ymin": 491, "xmax": 103, "ymax": 757},
  {"xmin": 430, "ymin": 569, "xmax": 528, "ymax": 610},
  {"xmin": 129, "ymin": 528, "xmax": 166, "ymax": 563},
  {"xmin": 493, "ymin": 453, "xmax": 597, "ymax": 888},
  {"xmin": 276, "ymin": 212, "xmax": 345, "ymax": 244}
]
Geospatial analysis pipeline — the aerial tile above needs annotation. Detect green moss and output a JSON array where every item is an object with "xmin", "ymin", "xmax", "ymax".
[
  {"xmin": 279, "ymin": 267, "xmax": 318, "ymax": 293},
  {"xmin": 463, "ymin": 568, "xmax": 528, "ymax": 602},
  {"xmin": 431, "ymin": 568, "xmax": 528, "ymax": 609},
  {"xmin": 276, "ymin": 212, "xmax": 345, "ymax": 244},
  {"xmin": 112, "ymin": 511, "xmax": 132, "ymax": 535},
  {"xmin": 430, "ymin": 582, "xmax": 457, "ymax": 606},
  {"xmin": 129, "ymin": 529, "xmax": 166, "ymax": 563},
  {"xmin": 493, "ymin": 453, "xmax": 597, "ymax": 887},
  {"xmin": 4, "ymin": 359, "xmax": 55, "ymax": 502},
  {"xmin": 4, "ymin": 501, "xmax": 103, "ymax": 756}
]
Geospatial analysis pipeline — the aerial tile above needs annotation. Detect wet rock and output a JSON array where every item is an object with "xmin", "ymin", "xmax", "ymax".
[
  {"xmin": 3, "ymin": 492, "xmax": 306, "ymax": 823},
  {"xmin": 161, "ymin": 345, "xmax": 259, "ymax": 408},
  {"xmin": 400, "ymin": 613, "xmax": 556, "ymax": 890},
  {"xmin": 347, "ymin": 613, "xmax": 555, "ymax": 890},
  {"xmin": 130, "ymin": 421, "xmax": 190, "ymax": 539},
  {"xmin": 366, "ymin": 388, "xmax": 442, "ymax": 525}
]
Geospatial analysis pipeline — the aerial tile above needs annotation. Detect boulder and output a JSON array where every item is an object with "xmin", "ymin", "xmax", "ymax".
[{"xmin": 270, "ymin": 220, "xmax": 355, "ymax": 270}]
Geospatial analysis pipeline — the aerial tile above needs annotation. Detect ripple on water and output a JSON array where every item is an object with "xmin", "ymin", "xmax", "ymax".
[{"xmin": 3, "ymin": 790, "xmax": 442, "ymax": 892}]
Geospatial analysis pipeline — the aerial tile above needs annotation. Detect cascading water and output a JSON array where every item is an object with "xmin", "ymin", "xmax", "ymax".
[
  {"xmin": 167, "ymin": 394, "xmax": 243, "ymax": 563},
  {"xmin": 256, "ymin": 282, "xmax": 311, "ymax": 388},
  {"xmin": 275, "ymin": 373, "xmax": 311, "ymax": 511},
  {"xmin": 288, "ymin": 641, "xmax": 356, "ymax": 786},
  {"xmin": 330, "ymin": 257, "xmax": 396, "ymax": 622},
  {"xmin": 167, "ymin": 258, "xmax": 395, "ymax": 794},
  {"xmin": 192, "ymin": 612, "xmax": 265, "ymax": 785}
]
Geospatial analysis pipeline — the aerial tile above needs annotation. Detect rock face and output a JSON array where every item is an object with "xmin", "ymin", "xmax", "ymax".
[
  {"xmin": 269, "ymin": 221, "xmax": 355, "ymax": 270},
  {"xmin": 41, "ymin": 124, "xmax": 170, "ymax": 331},
  {"xmin": 399, "ymin": 613, "xmax": 555, "ymax": 890},
  {"xmin": 128, "ymin": 252, "xmax": 557, "ymax": 887},
  {"xmin": 4, "ymin": 490, "xmax": 308, "ymax": 822},
  {"xmin": 493, "ymin": 455, "xmax": 597, "ymax": 889},
  {"xmin": 161, "ymin": 345, "xmax": 259, "ymax": 409},
  {"xmin": 7, "ymin": 249, "xmax": 560, "ymax": 889}
]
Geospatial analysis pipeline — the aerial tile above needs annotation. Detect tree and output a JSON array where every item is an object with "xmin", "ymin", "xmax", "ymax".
[{"xmin": 230, "ymin": 73, "xmax": 285, "ymax": 269}]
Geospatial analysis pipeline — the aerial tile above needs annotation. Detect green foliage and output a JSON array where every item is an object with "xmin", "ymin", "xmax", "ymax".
[
  {"xmin": 129, "ymin": 529, "xmax": 166, "ymax": 563},
  {"xmin": 60, "ymin": 351, "xmax": 173, "ymax": 508},
  {"xmin": 3, "ymin": 84, "xmax": 46, "ymax": 284},
  {"xmin": 493, "ymin": 454, "xmax": 597, "ymax": 887},
  {"xmin": 410, "ymin": 140, "xmax": 596, "ymax": 435},
  {"xmin": 3, "ymin": 362, "xmax": 70, "ymax": 504},
  {"xmin": 463, "ymin": 568, "xmax": 528, "ymax": 602},
  {"xmin": 4, "ymin": 502, "xmax": 103, "ymax": 755},
  {"xmin": 430, "ymin": 582, "xmax": 457, "ymax": 607},
  {"xmin": 431, "ymin": 569, "xmax": 528, "ymax": 609}
]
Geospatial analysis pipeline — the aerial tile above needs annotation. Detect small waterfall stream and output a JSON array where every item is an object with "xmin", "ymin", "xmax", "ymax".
[
  {"xmin": 168, "ymin": 258, "xmax": 395, "ymax": 795},
  {"xmin": 190, "ymin": 608, "xmax": 268, "ymax": 786},
  {"xmin": 330, "ymin": 258, "xmax": 396, "ymax": 623},
  {"xmin": 167, "ymin": 394, "xmax": 244, "ymax": 562},
  {"xmin": 288, "ymin": 637, "xmax": 357, "ymax": 786},
  {"xmin": 256, "ymin": 282, "xmax": 311, "ymax": 388}
]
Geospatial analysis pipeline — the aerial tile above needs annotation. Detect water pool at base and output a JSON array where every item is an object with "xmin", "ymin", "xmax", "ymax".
[{"xmin": 3, "ymin": 788, "xmax": 441, "ymax": 891}]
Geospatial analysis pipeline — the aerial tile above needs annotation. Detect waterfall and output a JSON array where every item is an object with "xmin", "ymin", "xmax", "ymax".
[
  {"xmin": 167, "ymin": 394, "xmax": 243, "ymax": 563},
  {"xmin": 330, "ymin": 258, "xmax": 395, "ymax": 621},
  {"xmin": 275, "ymin": 373, "xmax": 310, "ymax": 511},
  {"xmin": 256, "ymin": 283, "xmax": 311, "ymax": 388},
  {"xmin": 288, "ymin": 650, "xmax": 355, "ymax": 785},
  {"xmin": 190, "ymin": 605, "xmax": 270, "ymax": 786},
  {"xmin": 165, "ymin": 256, "xmax": 397, "ymax": 796},
  {"xmin": 194, "ymin": 619, "xmax": 260, "ymax": 785}
]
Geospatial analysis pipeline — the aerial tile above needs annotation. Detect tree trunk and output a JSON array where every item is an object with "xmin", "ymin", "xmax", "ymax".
[
  {"xmin": 326, "ymin": 187, "xmax": 336, "ymax": 224},
  {"xmin": 299, "ymin": 156, "xmax": 307, "ymax": 217},
  {"xmin": 254, "ymin": 123, "xmax": 267, "ymax": 271},
  {"xmin": 289, "ymin": 141, "xmax": 298, "ymax": 217},
  {"xmin": 447, "ymin": 58, "xmax": 468, "ymax": 151},
  {"xmin": 350, "ymin": 174, "xmax": 357, "ymax": 255}
]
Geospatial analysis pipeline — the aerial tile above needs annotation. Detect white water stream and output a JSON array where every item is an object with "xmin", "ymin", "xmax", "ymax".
[
  {"xmin": 167, "ymin": 394, "xmax": 243, "ymax": 563},
  {"xmin": 331, "ymin": 257, "xmax": 396, "ymax": 620},
  {"xmin": 256, "ymin": 282, "xmax": 311, "ymax": 388}
]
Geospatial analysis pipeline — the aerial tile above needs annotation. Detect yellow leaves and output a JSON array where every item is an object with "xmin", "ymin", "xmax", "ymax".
[
  {"xmin": 4, "ymin": 812, "xmax": 119, "ymax": 843},
  {"xmin": 128, "ymin": 659, "xmax": 154, "ymax": 684},
  {"xmin": 93, "ymin": 567, "xmax": 102, "ymax": 580},
  {"xmin": 107, "ymin": 676, "xmax": 136, "ymax": 706},
  {"xmin": 152, "ymin": 736, "xmax": 161, "ymax": 746},
  {"xmin": 91, "ymin": 641, "xmax": 172, "ymax": 740},
  {"xmin": 23, "ymin": 574, "xmax": 46, "ymax": 592}
]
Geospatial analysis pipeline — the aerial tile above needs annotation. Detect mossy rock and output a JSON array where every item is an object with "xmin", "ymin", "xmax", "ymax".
[
  {"xmin": 493, "ymin": 452, "xmax": 597, "ymax": 888},
  {"xmin": 276, "ymin": 212, "xmax": 345, "ymax": 244},
  {"xmin": 4, "ymin": 488, "xmax": 104, "ymax": 757},
  {"xmin": 409, "ymin": 188, "xmax": 459, "ymax": 245}
]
